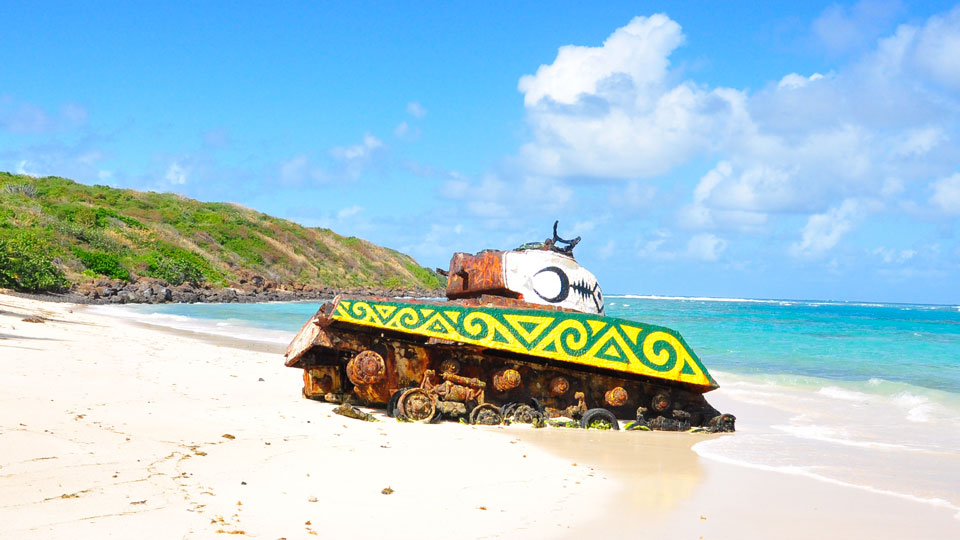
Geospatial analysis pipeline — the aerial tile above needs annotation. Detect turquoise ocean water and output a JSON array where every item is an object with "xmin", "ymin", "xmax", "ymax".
[{"xmin": 94, "ymin": 296, "xmax": 960, "ymax": 516}]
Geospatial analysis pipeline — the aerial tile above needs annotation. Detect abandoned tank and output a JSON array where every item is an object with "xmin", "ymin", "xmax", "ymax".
[{"xmin": 284, "ymin": 222, "xmax": 734, "ymax": 432}]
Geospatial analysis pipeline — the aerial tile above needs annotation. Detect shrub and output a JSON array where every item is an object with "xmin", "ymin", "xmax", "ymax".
[
  {"xmin": 0, "ymin": 235, "xmax": 70, "ymax": 292},
  {"xmin": 382, "ymin": 276, "xmax": 404, "ymax": 289},
  {"xmin": 72, "ymin": 248, "xmax": 131, "ymax": 281},
  {"xmin": 223, "ymin": 235, "xmax": 266, "ymax": 265},
  {"xmin": 141, "ymin": 247, "xmax": 215, "ymax": 286},
  {"xmin": 404, "ymin": 261, "xmax": 444, "ymax": 290},
  {"xmin": 340, "ymin": 236, "xmax": 362, "ymax": 249},
  {"xmin": 93, "ymin": 208, "xmax": 145, "ymax": 229}
]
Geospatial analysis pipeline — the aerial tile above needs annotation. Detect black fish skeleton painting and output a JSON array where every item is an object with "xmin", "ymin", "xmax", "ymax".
[{"xmin": 503, "ymin": 251, "xmax": 605, "ymax": 315}]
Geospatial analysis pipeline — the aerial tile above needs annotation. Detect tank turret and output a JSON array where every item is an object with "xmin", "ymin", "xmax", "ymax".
[{"xmin": 442, "ymin": 222, "xmax": 603, "ymax": 315}]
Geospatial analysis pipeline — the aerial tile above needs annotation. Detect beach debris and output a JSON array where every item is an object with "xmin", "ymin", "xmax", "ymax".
[
  {"xmin": 581, "ymin": 408, "xmax": 619, "ymax": 430},
  {"xmin": 502, "ymin": 402, "xmax": 545, "ymax": 425},
  {"xmin": 332, "ymin": 403, "xmax": 378, "ymax": 422},
  {"xmin": 222, "ymin": 433, "xmax": 236, "ymax": 440},
  {"xmin": 284, "ymin": 221, "xmax": 734, "ymax": 433},
  {"xmin": 22, "ymin": 316, "xmax": 45, "ymax": 323},
  {"xmin": 130, "ymin": 500, "xmax": 147, "ymax": 505},
  {"xmin": 707, "ymin": 413, "xmax": 737, "ymax": 433},
  {"xmin": 381, "ymin": 486, "xmax": 394, "ymax": 495}
]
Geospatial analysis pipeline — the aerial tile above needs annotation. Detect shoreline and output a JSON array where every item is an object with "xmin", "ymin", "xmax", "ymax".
[
  {"xmin": 4, "ymin": 280, "xmax": 442, "ymax": 307},
  {"xmin": 3, "ymin": 293, "xmax": 959, "ymax": 538}
]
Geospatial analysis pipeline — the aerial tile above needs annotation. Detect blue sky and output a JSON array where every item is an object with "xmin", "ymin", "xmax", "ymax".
[{"xmin": 3, "ymin": 1, "xmax": 960, "ymax": 304}]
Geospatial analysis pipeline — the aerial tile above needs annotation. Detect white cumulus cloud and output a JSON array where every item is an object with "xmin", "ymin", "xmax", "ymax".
[
  {"xmin": 165, "ymin": 162, "xmax": 188, "ymax": 185},
  {"xmin": 514, "ymin": 8, "xmax": 960, "ymax": 256},
  {"xmin": 790, "ymin": 199, "xmax": 868, "ymax": 258},
  {"xmin": 330, "ymin": 133, "xmax": 385, "ymax": 179},
  {"xmin": 278, "ymin": 154, "xmax": 326, "ymax": 184},
  {"xmin": 910, "ymin": 6, "xmax": 960, "ymax": 90},
  {"xmin": 872, "ymin": 247, "xmax": 916, "ymax": 264},
  {"xmin": 337, "ymin": 205, "xmax": 364, "ymax": 220},
  {"xmin": 812, "ymin": 0, "xmax": 903, "ymax": 55},
  {"xmin": 929, "ymin": 173, "xmax": 960, "ymax": 215},
  {"xmin": 407, "ymin": 102, "xmax": 427, "ymax": 118},
  {"xmin": 687, "ymin": 233, "xmax": 727, "ymax": 261},
  {"xmin": 517, "ymin": 14, "xmax": 748, "ymax": 179},
  {"xmin": 332, "ymin": 134, "xmax": 383, "ymax": 161}
]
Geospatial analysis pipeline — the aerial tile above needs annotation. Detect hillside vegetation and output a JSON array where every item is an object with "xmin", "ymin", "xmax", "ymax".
[{"xmin": 0, "ymin": 172, "xmax": 444, "ymax": 294}]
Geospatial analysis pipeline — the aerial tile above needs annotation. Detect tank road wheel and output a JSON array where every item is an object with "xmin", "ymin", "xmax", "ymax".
[
  {"xmin": 510, "ymin": 404, "xmax": 544, "ymax": 425},
  {"xmin": 387, "ymin": 387, "xmax": 415, "ymax": 418},
  {"xmin": 396, "ymin": 389, "xmax": 437, "ymax": 423},
  {"xmin": 469, "ymin": 403, "xmax": 503, "ymax": 425},
  {"xmin": 500, "ymin": 402, "xmax": 520, "ymax": 419},
  {"xmin": 580, "ymin": 408, "xmax": 620, "ymax": 431}
]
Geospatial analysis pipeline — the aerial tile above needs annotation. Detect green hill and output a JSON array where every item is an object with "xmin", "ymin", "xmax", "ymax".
[{"xmin": 0, "ymin": 172, "xmax": 444, "ymax": 295}]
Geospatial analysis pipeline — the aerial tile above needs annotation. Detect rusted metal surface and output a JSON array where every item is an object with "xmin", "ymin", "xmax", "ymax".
[
  {"xmin": 651, "ymin": 393, "xmax": 671, "ymax": 413},
  {"xmin": 426, "ymin": 370, "xmax": 484, "ymax": 404},
  {"xmin": 604, "ymin": 386, "xmax": 629, "ymax": 407},
  {"xmin": 445, "ymin": 251, "xmax": 514, "ymax": 299},
  {"xmin": 285, "ymin": 301, "xmax": 336, "ymax": 367},
  {"xmin": 397, "ymin": 388, "xmax": 436, "ymax": 422},
  {"xmin": 303, "ymin": 366, "xmax": 339, "ymax": 398},
  {"xmin": 492, "ymin": 368, "xmax": 521, "ymax": 392},
  {"xmin": 346, "ymin": 350, "xmax": 386, "ymax": 386},
  {"xmin": 332, "ymin": 403, "xmax": 378, "ymax": 422},
  {"xmin": 285, "ymin": 315, "xmax": 323, "ymax": 367},
  {"xmin": 438, "ymin": 359, "xmax": 460, "ymax": 374},
  {"xmin": 456, "ymin": 294, "xmax": 581, "ymax": 313},
  {"xmin": 548, "ymin": 376, "xmax": 570, "ymax": 397}
]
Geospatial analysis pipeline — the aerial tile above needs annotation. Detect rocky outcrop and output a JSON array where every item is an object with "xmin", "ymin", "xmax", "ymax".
[{"xmin": 62, "ymin": 276, "xmax": 441, "ymax": 305}]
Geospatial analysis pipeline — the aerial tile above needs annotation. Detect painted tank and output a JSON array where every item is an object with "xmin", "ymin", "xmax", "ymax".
[{"xmin": 284, "ymin": 222, "xmax": 734, "ymax": 431}]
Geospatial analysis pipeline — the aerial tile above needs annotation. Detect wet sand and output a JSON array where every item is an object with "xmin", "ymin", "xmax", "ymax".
[{"xmin": 2, "ymin": 292, "xmax": 958, "ymax": 539}]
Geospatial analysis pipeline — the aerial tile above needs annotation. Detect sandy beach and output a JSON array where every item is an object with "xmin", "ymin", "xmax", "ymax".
[{"xmin": 2, "ymin": 293, "xmax": 958, "ymax": 539}]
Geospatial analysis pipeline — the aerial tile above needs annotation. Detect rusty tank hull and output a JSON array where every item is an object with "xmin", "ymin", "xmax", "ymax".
[
  {"xmin": 285, "ymin": 295, "xmax": 731, "ymax": 430},
  {"xmin": 285, "ymin": 223, "xmax": 734, "ymax": 431}
]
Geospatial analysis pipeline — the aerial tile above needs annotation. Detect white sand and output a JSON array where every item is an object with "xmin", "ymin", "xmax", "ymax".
[
  {"xmin": 2, "ymin": 292, "xmax": 958, "ymax": 539},
  {"xmin": 0, "ymin": 294, "xmax": 607, "ymax": 539}
]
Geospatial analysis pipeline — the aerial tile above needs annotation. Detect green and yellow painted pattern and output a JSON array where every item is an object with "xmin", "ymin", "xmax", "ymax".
[{"xmin": 332, "ymin": 298, "xmax": 718, "ymax": 391}]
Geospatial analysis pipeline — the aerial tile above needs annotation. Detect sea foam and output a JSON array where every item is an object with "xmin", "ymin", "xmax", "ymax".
[
  {"xmin": 692, "ymin": 437, "xmax": 960, "ymax": 518},
  {"xmin": 89, "ymin": 305, "xmax": 295, "ymax": 344}
]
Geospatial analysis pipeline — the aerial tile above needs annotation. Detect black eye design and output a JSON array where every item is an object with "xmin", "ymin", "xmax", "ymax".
[{"xmin": 533, "ymin": 266, "xmax": 570, "ymax": 303}]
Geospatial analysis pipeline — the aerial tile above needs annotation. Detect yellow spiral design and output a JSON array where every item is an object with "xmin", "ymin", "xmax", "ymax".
[
  {"xmin": 396, "ymin": 306, "xmax": 422, "ymax": 328},
  {"xmin": 641, "ymin": 331, "xmax": 680, "ymax": 372},
  {"xmin": 540, "ymin": 318, "xmax": 589, "ymax": 354},
  {"xmin": 348, "ymin": 300, "xmax": 375, "ymax": 321},
  {"xmin": 461, "ymin": 311, "xmax": 497, "ymax": 341}
]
